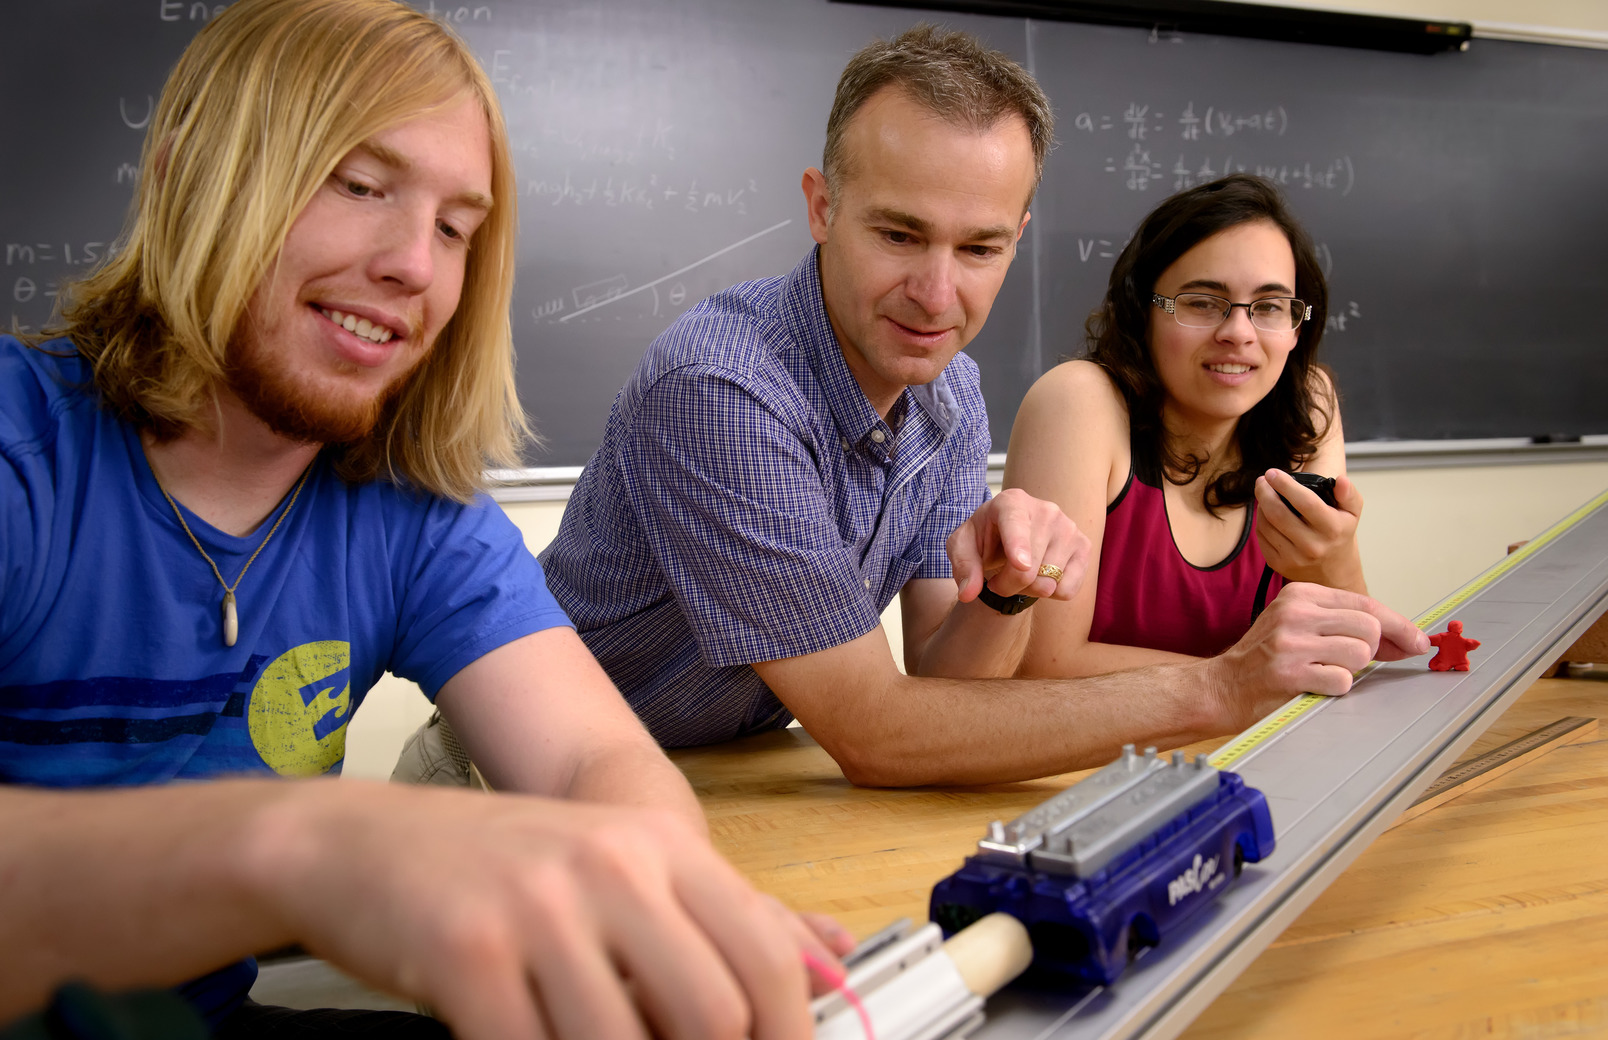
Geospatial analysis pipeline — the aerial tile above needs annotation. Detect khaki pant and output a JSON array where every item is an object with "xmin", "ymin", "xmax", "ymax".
[{"xmin": 391, "ymin": 711, "xmax": 489, "ymax": 790}]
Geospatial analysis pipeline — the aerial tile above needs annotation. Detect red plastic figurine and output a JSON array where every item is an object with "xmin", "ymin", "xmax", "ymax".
[{"xmin": 1428, "ymin": 620, "xmax": 1481, "ymax": 671}]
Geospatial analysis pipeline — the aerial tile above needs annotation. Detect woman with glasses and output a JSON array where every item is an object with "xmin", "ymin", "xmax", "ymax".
[{"xmin": 1003, "ymin": 173, "xmax": 1366, "ymax": 677}]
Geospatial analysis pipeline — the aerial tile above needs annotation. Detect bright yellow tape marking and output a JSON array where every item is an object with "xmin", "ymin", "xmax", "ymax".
[
  {"xmin": 1414, "ymin": 485, "xmax": 1608, "ymax": 631},
  {"xmin": 1210, "ymin": 692, "xmax": 1326, "ymax": 769},
  {"xmin": 1209, "ymin": 485, "xmax": 1608, "ymax": 771}
]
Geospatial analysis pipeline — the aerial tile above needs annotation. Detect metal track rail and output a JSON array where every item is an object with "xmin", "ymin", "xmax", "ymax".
[{"xmin": 976, "ymin": 488, "xmax": 1608, "ymax": 1040}]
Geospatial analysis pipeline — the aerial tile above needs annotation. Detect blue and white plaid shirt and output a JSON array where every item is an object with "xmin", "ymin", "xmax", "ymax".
[{"xmin": 540, "ymin": 248, "xmax": 992, "ymax": 746}]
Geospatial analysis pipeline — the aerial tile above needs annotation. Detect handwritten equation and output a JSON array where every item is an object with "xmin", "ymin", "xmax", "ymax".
[
  {"xmin": 1105, "ymin": 146, "xmax": 1355, "ymax": 196},
  {"xmin": 1071, "ymin": 103, "xmax": 1289, "ymax": 143},
  {"xmin": 508, "ymin": 116, "xmax": 679, "ymax": 167},
  {"xmin": 5, "ymin": 242, "xmax": 113, "ymax": 329},
  {"xmin": 523, "ymin": 173, "xmax": 758, "ymax": 215},
  {"xmin": 1067, "ymin": 101, "xmax": 1354, "ymax": 196}
]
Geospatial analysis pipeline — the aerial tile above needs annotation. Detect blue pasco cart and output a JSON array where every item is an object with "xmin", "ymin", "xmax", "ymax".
[{"xmin": 930, "ymin": 745, "xmax": 1276, "ymax": 985}]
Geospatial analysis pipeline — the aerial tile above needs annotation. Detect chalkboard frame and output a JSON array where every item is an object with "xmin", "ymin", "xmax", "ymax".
[{"xmin": 835, "ymin": 0, "xmax": 1474, "ymax": 54}]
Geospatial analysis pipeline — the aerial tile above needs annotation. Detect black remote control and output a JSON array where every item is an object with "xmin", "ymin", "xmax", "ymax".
[{"xmin": 1279, "ymin": 471, "xmax": 1337, "ymax": 520}]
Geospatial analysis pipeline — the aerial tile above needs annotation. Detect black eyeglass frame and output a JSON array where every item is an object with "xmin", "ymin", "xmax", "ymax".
[{"xmin": 1152, "ymin": 292, "xmax": 1313, "ymax": 332}]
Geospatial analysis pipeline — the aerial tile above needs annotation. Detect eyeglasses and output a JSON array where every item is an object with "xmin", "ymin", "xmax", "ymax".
[{"xmin": 1152, "ymin": 292, "xmax": 1312, "ymax": 332}]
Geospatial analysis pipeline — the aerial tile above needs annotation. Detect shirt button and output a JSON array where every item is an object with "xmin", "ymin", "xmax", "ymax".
[
  {"xmin": 870, "ymin": 429, "xmax": 886, "ymax": 443},
  {"xmin": 840, "ymin": 436, "xmax": 850, "ymax": 451},
  {"xmin": 863, "ymin": 578, "xmax": 871, "ymax": 589}
]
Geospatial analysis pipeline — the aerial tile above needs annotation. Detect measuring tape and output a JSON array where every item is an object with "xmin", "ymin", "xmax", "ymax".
[{"xmin": 1210, "ymin": 485, "xmax": 1608, "ymax": 769}]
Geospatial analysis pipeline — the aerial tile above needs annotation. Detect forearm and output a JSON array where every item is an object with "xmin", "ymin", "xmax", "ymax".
[
  {"xmin": 1282, "ymin": 541, "xmax": 1367, "ymax": 596},
  {"xmin": 909, "ymin": 595, "xmax": 1034, "ymax": 678},
  {"xmin": 436, "ymin": 626, "xmax": 705, "ymax": 829},
  {"xmin": 1014, "ymin": 638, "xmax": 1199, "ymax": 679},
  {"xmin": 0, "ymin": 781, "xmax": 305, "ymax": 1021},
  {"xmin": 782, "ymin": 583, "xmax": 1420, "ymax": 788},
  {"xmin": 561, "ymin": 737, "xmax": 708, "ymax": 835},
  {"xmin": 812, "ymin": 660, "xmax": 1239, "ymax": 787},
  {"xmin": 1323, "ymin": 541, "xmax": 1368, "ymax": 596}
]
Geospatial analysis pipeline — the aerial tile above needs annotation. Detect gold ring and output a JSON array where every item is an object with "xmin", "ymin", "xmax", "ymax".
[{"xmin": 1038, "ymin": 563, "xmax": 1065, "ymax": 582}]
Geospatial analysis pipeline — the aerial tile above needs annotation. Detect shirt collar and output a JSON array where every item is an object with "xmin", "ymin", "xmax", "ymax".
[{"xmin": 780, "ymin": 247, "xmax": 963, "ymax": 461}]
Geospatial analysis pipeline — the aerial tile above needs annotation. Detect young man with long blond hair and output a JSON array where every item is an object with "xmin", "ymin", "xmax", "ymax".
[{"xmin": 0, "ymin": 1, "xmax": 846, "ymax": 1037}]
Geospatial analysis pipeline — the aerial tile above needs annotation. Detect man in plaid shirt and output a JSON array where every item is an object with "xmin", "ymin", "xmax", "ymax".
[{"xmin": 529, "ymin": 28, "xmax": 1427, "ymax": 786}]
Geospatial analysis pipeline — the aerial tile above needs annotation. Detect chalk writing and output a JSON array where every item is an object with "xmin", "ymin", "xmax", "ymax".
[
  {"xmin": 509, "ymin": 119, "xmax": 678, "ymax": 168},
  {"xmin": 523, "ymin": 173, "xmax": 755, "ymax": 216},
  {"xmin": 1181, "ymin": 103, "xmax": 1288, "ymax": 140},
  {"xmin": 1071, "ymin": 103, "xmax": 1289, "ymax": 142},
  {"xmin": 1313, "ymin": 242, "xmax": 1335, "ymax": 278},
  {"xmin": 502, "ymin": 114, "xmax": 679, "ymax": 170},
  {"xmin": 555, "ymin": 219, "xmax": 791, "ymax": 324},
  {"xmin": 1123, "ymin": 103, "xmax": 1160, "ymax": 142},
  {"xmin": 1076, "ymin": 238, "xmax": 1120, "ymax": 262},
  {"xmin": 1326, "ymin": 300, "xmax": 1363, "ymax": 333},
  {"xmin": 421, "ymin": 0, "xmax": 491, "ymax": 23},
  {"xmin": 6, "ymin": 242, "xmax": 108, "ymax": 267},
  {"xmin": 158, "ymin": 1, "xmax": 226, "ymax": 22},
  {"xmin": 6, "ymin": 240, "xmax": 115, "ymax": 325},
  {"xmin": 119, "ymin": 96, "xmax": 153, "ymax": 131},
  {"xmin": 641, "ymin": 280, "xmax": 690, "ymax": 318},
  {"xmin": 488, "ymin": 54, "xmax": 670, "ymax": 140},
  {"xmin": 572, "ymin": 275, "xmax": 627, "ymax": 312},
  {"xmin": 1103, "ymin": 146, "xmax": 1355, "ymax": 196},
  {"xmin": 1249, "ymin": 157, "xmax": 1353, "ymax": 195}
]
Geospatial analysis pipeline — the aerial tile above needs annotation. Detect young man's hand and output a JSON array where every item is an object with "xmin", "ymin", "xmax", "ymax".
[{"xmin": 242, "ymin": 782, "xmax": 848, "ymax": 1040}]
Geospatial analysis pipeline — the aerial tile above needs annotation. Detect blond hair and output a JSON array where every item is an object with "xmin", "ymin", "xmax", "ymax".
[
  {"xmin": 824, "ymin": 24, "xmax": 1055, "ymax": 208},
  {"xmin": 52, "ymin": 0, "xmax": 525, "ymax": 502}
]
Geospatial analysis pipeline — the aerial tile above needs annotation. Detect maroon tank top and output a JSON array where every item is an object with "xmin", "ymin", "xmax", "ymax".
[{"xmin": 1088, "ymin": 467, "xmax": 1283, "ymax": 658}]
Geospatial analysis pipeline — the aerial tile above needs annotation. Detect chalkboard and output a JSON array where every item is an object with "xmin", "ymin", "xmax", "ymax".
[{"xmin": 6, "ymin": 1, "xmax": 1607, "ymax": 468}]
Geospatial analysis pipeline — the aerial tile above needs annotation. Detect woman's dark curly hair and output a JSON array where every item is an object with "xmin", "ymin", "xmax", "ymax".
[{"xmin": 1086, "ymin": 173, "xmax": 1333, "ymax": 515}]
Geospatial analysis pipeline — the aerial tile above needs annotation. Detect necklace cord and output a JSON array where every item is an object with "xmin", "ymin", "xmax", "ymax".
[{"xmin": 152, "ymin": 462, "xmax": 314, "ymax": 595}]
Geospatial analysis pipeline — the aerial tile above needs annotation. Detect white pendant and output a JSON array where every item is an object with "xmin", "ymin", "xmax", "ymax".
[{"xmin": 222, "ymin": 590, "xmax": 239, "ymax": 647}]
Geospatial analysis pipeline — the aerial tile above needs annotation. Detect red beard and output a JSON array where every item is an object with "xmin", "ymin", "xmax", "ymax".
[{"xmin": 225, "ymin": 324, "xmax": 417, "ymax": 445}]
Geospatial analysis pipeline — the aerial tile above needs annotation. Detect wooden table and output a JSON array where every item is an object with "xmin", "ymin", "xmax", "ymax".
[{"xmin": 670, "ymin": 668, "xmax": 1608, "ymax": 1038}]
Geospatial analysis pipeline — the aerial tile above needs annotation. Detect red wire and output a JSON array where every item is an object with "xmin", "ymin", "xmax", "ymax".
[{"xmin": 803, "ymin": 950, "xmax": 875, "ymax": 1039}]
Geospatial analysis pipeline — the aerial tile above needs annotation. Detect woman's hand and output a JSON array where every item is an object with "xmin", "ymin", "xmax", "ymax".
[{"xmin": 1253, "ymin": 469, "xmax": 1367, "ymax": 594}]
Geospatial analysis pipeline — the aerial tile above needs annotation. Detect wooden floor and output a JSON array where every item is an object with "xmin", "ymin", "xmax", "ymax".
[{"xmin": 670, "ymin": 667, "xmax": 1608, "ymax": 1039}]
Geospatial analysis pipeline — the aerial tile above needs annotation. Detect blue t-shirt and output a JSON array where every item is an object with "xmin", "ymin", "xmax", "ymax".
[{"xmin": 0, "ymin": 335, "xmax": 571, "ymax": 1018}]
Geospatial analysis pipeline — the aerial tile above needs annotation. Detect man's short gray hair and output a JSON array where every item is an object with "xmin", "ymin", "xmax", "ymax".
[{"xmin": 823, "ymin": 24, "xmax": 1054, "ymax": 210}]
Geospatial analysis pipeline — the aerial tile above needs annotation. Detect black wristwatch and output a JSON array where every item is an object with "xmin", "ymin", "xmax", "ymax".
[{"xmin": 976, "ymin": 585, "xmax": 1038, "ymax": 615}]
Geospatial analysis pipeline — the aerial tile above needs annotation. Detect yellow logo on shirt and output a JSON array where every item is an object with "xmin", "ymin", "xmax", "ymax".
[{"xmin": 247, "ymin": 641, "xmax": 351, "ymax": 776}]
